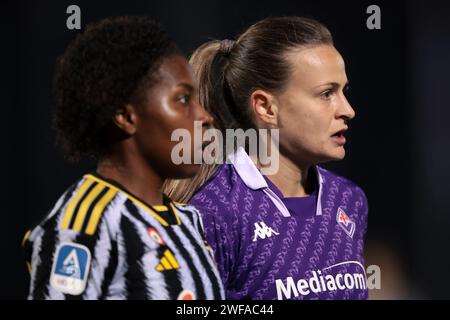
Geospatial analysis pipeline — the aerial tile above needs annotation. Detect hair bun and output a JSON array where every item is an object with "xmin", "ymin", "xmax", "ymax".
[{"xmin": 219, "ymin": 39, "xmax": 235, "ymax": 56}]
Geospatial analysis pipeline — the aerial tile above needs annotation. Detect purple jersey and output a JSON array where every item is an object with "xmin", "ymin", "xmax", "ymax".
[{"xmin": 189, "ymin": 147, "xmax": 369, "ymax": 300}]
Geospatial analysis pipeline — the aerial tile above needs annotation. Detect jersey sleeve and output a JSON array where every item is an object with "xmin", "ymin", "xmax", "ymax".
[
  {"xmin": 357, "ymin": 186, "xmax": 369, "ymax": 239},
  {"xmin": 24, "ymin": 201, "xmax": 120, "ymax": 300},
  {"xmin": 180, "ymin": 204, "xmax": 218, "ymax": 262}
]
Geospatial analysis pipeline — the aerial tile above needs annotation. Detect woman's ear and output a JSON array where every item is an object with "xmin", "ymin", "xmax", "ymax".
[
  {"xmin": 113, "ymin": 104, "xmax": 138, "ymax": 135},
  {"xmin": 250, "ymin": 90, "xmax": 279, "ymax": 128}
]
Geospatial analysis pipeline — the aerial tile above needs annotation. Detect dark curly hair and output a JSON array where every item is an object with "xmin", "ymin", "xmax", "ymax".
[{"xmin": 53, "ymin": 16, "xmax": 180, "ymax": 162}]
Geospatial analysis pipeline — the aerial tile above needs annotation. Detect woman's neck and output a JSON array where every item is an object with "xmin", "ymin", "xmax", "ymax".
[
  {"xmin": 97, "ymin": 152, "xmax": 164, "ymax": 206},
  {"xmin": 265, "ymin": 153, "xmax": 316, "ymax": 198}
]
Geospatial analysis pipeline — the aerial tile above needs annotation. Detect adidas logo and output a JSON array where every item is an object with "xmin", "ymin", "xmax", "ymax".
[
  {"xmin": 253, "ymin": 221, "xmax": 279, "ymax": 242},
  {"xmin": 155, "ymin": 249, "xmax": 180, "ymax": 271}
]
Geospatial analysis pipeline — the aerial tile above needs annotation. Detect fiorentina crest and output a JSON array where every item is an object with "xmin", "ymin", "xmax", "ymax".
[{"xmin": 336, "ymin": 207, "xmax": 355, "ymax": 238}]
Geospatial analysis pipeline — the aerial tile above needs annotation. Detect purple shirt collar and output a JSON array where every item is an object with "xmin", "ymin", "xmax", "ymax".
[{"xmin": 227, "ymin": 147, "xmax": 324, "ymax": 217}]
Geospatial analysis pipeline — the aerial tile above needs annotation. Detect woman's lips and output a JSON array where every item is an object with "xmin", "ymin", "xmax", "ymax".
[
  {"xmin": 331, "ymin": 128, "xmax": 348, "ymax": 145},
  {"xmin": 331, "ymin": 134, "xmax": 346, "ymax": 145}
]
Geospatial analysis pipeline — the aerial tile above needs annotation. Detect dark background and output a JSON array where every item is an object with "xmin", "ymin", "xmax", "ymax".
[{"xmin": 1, "ymin": 0, "xmax": 449, "ymax": 299}]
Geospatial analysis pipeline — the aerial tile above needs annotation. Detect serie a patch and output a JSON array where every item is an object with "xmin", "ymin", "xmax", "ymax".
[{"xmin": 50, "ymin": 242, "xmax": 91, "ymax": 295}]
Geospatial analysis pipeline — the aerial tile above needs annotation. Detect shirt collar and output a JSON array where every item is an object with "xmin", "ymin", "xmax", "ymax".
[{"xmin": 227, "ymin": 146, "xmax": 324, "ymax": 216}]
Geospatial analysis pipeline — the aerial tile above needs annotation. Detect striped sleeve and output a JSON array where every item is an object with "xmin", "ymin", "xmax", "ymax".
[
  {"xmin": 176, "ymin": 204, "xmax": 217, "ymax": 263},
  {"xmin": 25, "ymin": 179, "xmax": 121, "ymax": 300}
]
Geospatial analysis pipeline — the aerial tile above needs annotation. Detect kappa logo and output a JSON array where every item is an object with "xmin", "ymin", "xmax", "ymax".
[
  {"xmin": 336, "ymin": 207, "xmax": 356, "ymax": 238},
  {"xmin": 253, "ymin": 221, "xmax": 279, "ymax": 242}
]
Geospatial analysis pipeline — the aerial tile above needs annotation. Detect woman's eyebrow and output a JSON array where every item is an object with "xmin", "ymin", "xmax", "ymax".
[
  {"xmin": 176, "ymin": 83, "xmax": 195, "ymax": 91},
  {"xmin": 315, "ymin": 81, "xmax": 349, "ymax": 89}
]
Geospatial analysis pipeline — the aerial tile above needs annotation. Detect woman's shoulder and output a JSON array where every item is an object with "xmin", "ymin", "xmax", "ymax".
[
  {"xmin": 28, "ymin": 174, "xmax": 126, "ymax": 242},
  {"xmin": 189, "ymin": 163, "xmax": 251, "ymax": 218},
  {"xmin": 317, "ymin": 166, "xmax": 367, "ymax": 200},
  {"xmin": 191, "ymin": 163, "xmax": 242, "ymax": 199}
]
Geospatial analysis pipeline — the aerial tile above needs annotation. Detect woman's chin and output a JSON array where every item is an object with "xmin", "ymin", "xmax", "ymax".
[
  {"xmin": 320, "ymin": 147, "xmax": 346, "ymax": 162},
  {"xmin": 330, "ymin": 147, "xmax": 346, "ymax": 161}
]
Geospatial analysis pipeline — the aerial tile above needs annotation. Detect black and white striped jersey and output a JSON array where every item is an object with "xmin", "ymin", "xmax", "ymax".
[{"xmin": 23, "ymin": 173, "xmax": 225, "ymax": 300}]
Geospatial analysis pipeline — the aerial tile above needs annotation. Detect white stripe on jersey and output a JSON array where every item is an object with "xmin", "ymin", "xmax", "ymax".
[
  {"xmin": 141, "ymin": 251, "xmax": 168, "ymax": 299},
  {"xmin": 82, "ymin": 193, "xmax": 124, "ymax": 299},
  {"xmin": 122, "ymin": 210, "xmax": 169, "ymax": 299},
  {"xmin": 175, "ymin": 208, "xmax": 221, "ymax": 299},
  {"xmin": 104, "ymin": 194, "xmax": 126, "ymax": 237},
  {"xmin": 105, "ymin": 229, "xmax": 128, "ymax": 300},
  {"xmin": 190, "ymin": 206, "xmax": 205, "ymax": 234},
  {"xmin": 82, "ymin": 215, "xmax": 113, "ymax": 299},
  {"xmin": 28, "ymin": 188, "xmax": 78, "ymax": 300},
  {"xmin": 27, "ymin": 226, "xmax": 43, "ymax": 299},
  {"xmin": 124, "ymin": 206, "xmax": 197, "ymax": 299},
  {"xmin": 173, "ymin": 224, "xmax": 215, "ymax": 297},
  {"xmin": 46, "ymin": 213, "xmax": 79, "ymax": 299}
]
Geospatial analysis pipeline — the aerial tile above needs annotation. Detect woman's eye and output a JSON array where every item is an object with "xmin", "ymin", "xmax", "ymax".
[
  {"xmin": 177, "ymin": 94, "xmax": 190, "ymax": 104},
  {"xmin": 320, "ymin": 90, "xmax": 333, "ymax": 100}
]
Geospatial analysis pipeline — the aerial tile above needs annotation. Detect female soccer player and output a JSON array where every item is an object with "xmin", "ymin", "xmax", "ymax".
[
  {"xmin": 22, "ymin": 16, "xmax": 224, "ymax": 300},
  {"xmin": 165, "ymin": 16, "xmax": 369, "ymax": 300}
]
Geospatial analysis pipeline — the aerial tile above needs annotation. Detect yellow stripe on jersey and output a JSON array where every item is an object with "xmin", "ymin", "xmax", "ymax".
[
  {"xmin": 153, "ymin": 205, "xmax": 168, "ymax": 211},
  {"xmin": 164, "ymin": 249, "xmax": 180, "ymax": 269},
  {"xmin": 22, "ymin": 230, "xmax": 31, "ymax": 247},
  {"xmin": 61, "ymin": 179, "xmax": 95, "ymax": 230},
  {"xmin": 85, "ymin": 188, "xmax": 117, "ymax": 235},
  {"xmin": 160, "ymin": 257, "xmax": 171, "ymax": 269},
  {"xmin": 169, "ymin": 202, "xmax": 182, "ymax": 225},
  {"xmin": 85, "ymin": 174, "xmax": 171, "ymax": 227},
  {"xmin": 72, "ymin": 184, "xmax": 106, "ymax": 232},
  {"xmin": 155, "ymin": 249, "xmax": 180, "ymax": 271},
  {"xmin": 26, "ymin": 261, "xmax": 32, "ymax": 274}
]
